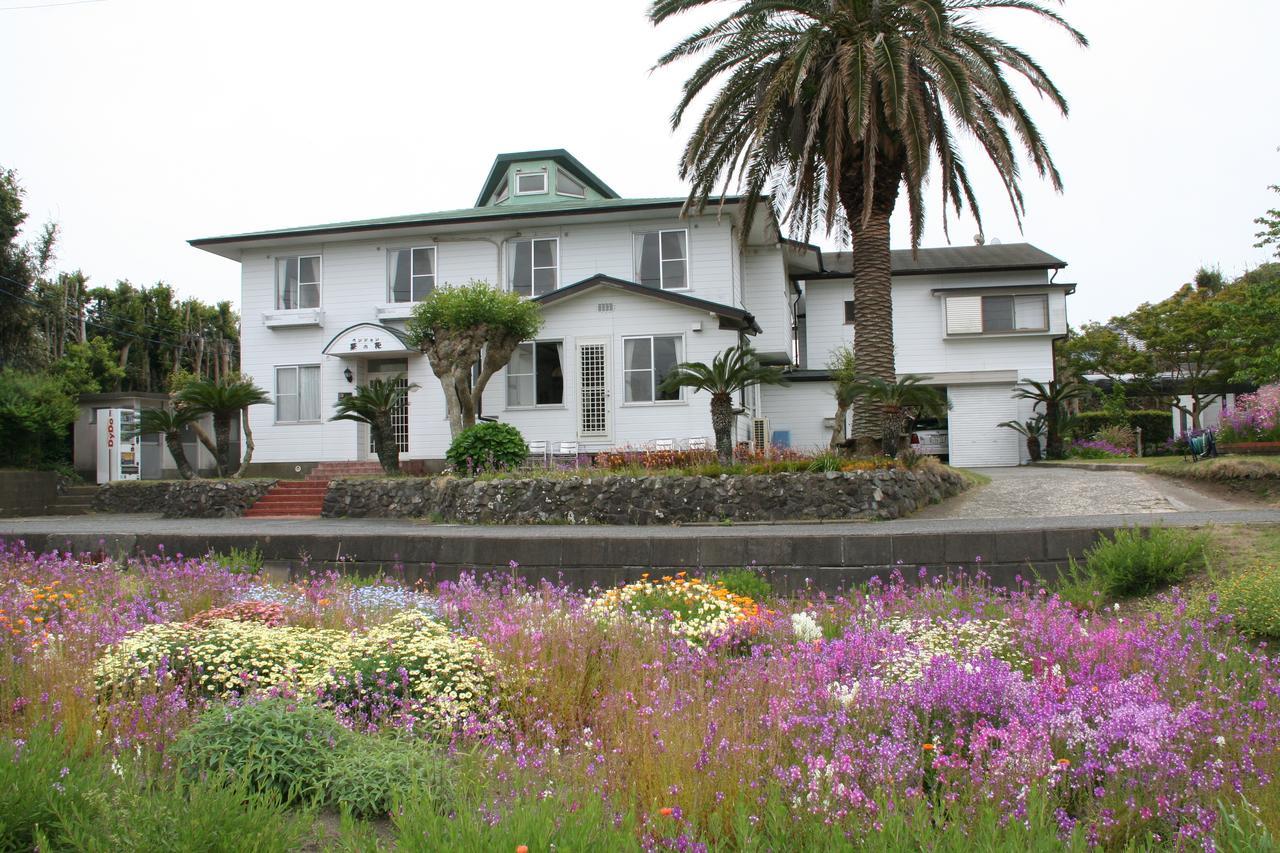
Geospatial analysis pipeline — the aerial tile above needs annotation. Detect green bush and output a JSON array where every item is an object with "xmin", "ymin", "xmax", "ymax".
[
  {"xmin": 1217, "ymin": 563, "xmax": 1280, "ymax": 640},
  {"xmin": 1068, "ymin": 410, "xmax": 1172, "ymax": 453},
  {"xmin": 0, "ymin": 724, "xmax": 106, "ymax": 851},
  {"xmin": 172, "ymin": 700, "xmax": 345, "ymax": 806},
  {"xmin": 712, "ymin": 567, "xmax": 774, "ymax": 602},
  {"xmin": 324, "ymin": 735, "xmax": 452, "ymax": 819},
  {"xmin": 446, "ymin": 421, "xmax": 528, "ymax": 473},
  {"xmin": 1066, "ymin": 527, "xmax": 1208, "ymax": 599},
  {"xmin": 208, "ymin": 545, "xmax": 264, "ymax": 575},
  {"xmin": 0, "ymin": 368, "xmax": 78, "ymax": 469}
]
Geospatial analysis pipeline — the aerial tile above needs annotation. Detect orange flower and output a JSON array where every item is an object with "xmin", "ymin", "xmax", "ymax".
[
  {"xmin": 659, "ymin": 807, "xmax": 675, "ymax": 817},
  {"xmin": 516, "ymin": 846, "xmax": 529, "ymax": 853},
  {"xmin": 1057, "ymin": 758, "xmax": 1071, "ymax": 767},
  {"xmin": 317, "ymin": 598, "xmax": 330, "ymax": 606},
  {"xmin": 922, "ymin": 743, "xmax": 935, "ymax": 752}
]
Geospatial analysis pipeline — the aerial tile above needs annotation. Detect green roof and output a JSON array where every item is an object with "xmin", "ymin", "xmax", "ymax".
[{"xmin": 188, "ymin": 195, "xmax": 735, "ymax": 249}]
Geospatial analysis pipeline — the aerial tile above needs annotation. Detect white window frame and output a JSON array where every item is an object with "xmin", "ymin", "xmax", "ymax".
[
  {"xmin": 514, "ymin": 171, "xmax": 547, "ymax": 195},
  {"xmin": 508, "ymin": 237, "xmax": 559, "ymax": 297},
  {"xmin": 386, "ymin": 245, "xmax": 436, "ymax": 303},
  {"xmin": 275, "ymin": 254, "xmax": 321, "ymax": 311},
  {"xmin": 274, "ymin": 364, "xmax": 321, "ymax": 424},
  {"xmin": 981, "ymin": 293, "xmax": 1049, "ymax": 334},
  {"xmin": 505, "ymin": 340, "xmax": 566, "ymax": 409},
  {"xmin": 622, "ymin": 334, "xmax": 685, "ymax": 405},
  {"xmin": 555, "ymin": 170, "xmax": 586, "ymax": 198},
  {"xmin": 633, "ymin": 228, "xmax": 690, "ymax": 291}
]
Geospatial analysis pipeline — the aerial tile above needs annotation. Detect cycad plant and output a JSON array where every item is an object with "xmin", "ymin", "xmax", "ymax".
[
  {"xmin": 1012, "ymin": 379, "xmax": 1089, "ymax": 460},
  {"xmin": 998, "ymin": 415, "xmax": 1047, "ymax": 463},
  {"xmin": 650, "ymin": 0, "xmax": 1084, "ymax": 449},
  {"xmin": 175, "ymin": 376, "xmax": 271, "ymax": 477},
  {"xmin": 137, "ymin": 407, "xmax": 198, "ymax": 480},
  {"xmin": 330, "ymin": 376, "xmax": 418, "ymax": 475},
  {"xmin": 844, "ymin": 374, "xmax": 949, "ymax": 457},
  {"xmin": 659, "ymin": 345, "xmax": 788, "ymax": 460}
]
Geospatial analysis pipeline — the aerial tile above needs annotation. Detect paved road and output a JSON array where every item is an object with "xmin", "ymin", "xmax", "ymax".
[{"xmin": 914, "ymin": 465, "xmax": 1245, "ymax": 520}]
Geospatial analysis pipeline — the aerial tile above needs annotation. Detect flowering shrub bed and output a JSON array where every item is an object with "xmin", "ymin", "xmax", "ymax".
[
  {"xmin": 2, "ymin": 541, "xmax": 1279, "ymax": 848},
  {"xmin": 586, "ymin": 572, "xmax": 761, "ymax": 642},
  {"xmin": 1220, "ymin": 384, "xmax": 1280, "ymax": 444},
  {"xmin": 1066, "ymin": 438, "xmax": 1135, "ymax": 459}
]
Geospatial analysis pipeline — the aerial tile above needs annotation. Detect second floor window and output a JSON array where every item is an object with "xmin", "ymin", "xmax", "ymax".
[
  {"xmin": 276, "ymin": 255, "xmax": 320, "ymax": 310},
  {"xmin": 624, "ymin": 335, "xmax": 682, "ymax": 403},
  {"xmin": 276, "ymin": 364, "xmax": 320, "ymax": 423},
  {"xmin": 507, "ymin": 341, "xmax": 564, "ymax": 407},
  {"xmin": 983, "ymin": 294, "xmax": 1049, "ymax": 332},
  {"xmin": 387, "ymin": 246, "xmax": 435, "ymax": 302},
  {"xmin": 844, "ymin": 301, "xmax": 856, "ymax": 324},
  {"xmin": 509, "ymin": 238, "xmax": 558, "ymax": 297},
  {"xmin": 635, "ymin": 229, "xmax": 688, "ymax": 290}
]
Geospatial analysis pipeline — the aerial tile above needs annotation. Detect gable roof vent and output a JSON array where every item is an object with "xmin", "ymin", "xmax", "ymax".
[{"xmin": 597, "ymin": 302, "xmax": 614, "ymax": 312}]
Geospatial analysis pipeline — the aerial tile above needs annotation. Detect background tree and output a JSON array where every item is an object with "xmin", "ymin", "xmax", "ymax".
[
  {"xmin": 1061, "ymin": 322, "xmax": 1155, "ymax": 389},
  {"xmin": 659, "ymin": 345, "xmax": 787, "ymax": 460},
  {"xmin": 1256, "ymin": 179, "xmax": 1280, "ymax": 260},
  {"xmin": 405, "ymin": 281, "xmax": 542, "ymax": 438},
  {"xmin": 138, "ymin": 407, "xmax": 197, "ymax": 480},
  {"xmin": 0, "ymin": 369, "xmax": 79, "ymax": 470},
  {"xmin": 330, "ymin": 376, "xmax": 418, "ymax": 475},
  {"xmin": 174, "ymin": 375, "xmax": 270, "ymax": 477},
  {"xmin": 0, "ymin": 166, "xmax": 57, "ymax": 368},
  {"xmin": 1214, "ymin": 263, "xmax": 1280, "ymax": 386},
  {"xmin": 842, "ymin": 374, "xmax": 949, "ymax": 457},
  {"xmin": 1012, "ymin": 378, "xmax": 1089, "ymax": 460},
  {"xmin": 1120, "ymin": 283, "xmax": 1235, "ymax": 431},
  {"xmin": 650, "ymin": 0, "xmax": 1084, "ymax": 450}
]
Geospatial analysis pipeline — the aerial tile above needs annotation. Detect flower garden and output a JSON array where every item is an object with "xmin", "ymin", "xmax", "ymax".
[{"xmin": 2, "ymin": 542, "xmax": 1279, "ymax": 850}]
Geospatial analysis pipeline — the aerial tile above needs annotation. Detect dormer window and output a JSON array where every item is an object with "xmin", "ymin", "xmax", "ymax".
[
  {"xmin": 515, "ymin": 172, "xmax": 547, "ymax": 195},
  {"xmin": 556, "ymin": 170, "xmax": 586, "ymax": 198},
  {"xmin": 494, "ymin": 175, "xmax": 509, "ymax": 203}
]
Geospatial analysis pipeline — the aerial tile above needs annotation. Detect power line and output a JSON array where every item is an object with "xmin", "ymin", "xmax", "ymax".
[{"xmin": 0, "ymin": 0, "xmax": 106, "ymax": 11}]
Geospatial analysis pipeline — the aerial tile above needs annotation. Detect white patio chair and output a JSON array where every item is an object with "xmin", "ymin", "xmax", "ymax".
[
  {"xmin": 687, "ymin": 437, "xmax": 709, "ymax": 451},
  {"xmin": 553, "ymin": 441, "xmax": 580, "ymax": 469},
  {"xmin": 525, "ymin": 440, "xmax": 549, "ymax": 468},
  {"xmin": 653, "ymin": 438, "xmax": 675, "ymax": 452}
]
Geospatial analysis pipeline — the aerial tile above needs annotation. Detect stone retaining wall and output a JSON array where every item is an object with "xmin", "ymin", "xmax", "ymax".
[
  {"xmin": 0, "ymin": 471, "xmax": 59, "ymax": 517},
  {"xmin": 322, "ymin": 467, "xmax": 968, "ymax": 524},
  {"xmin": 93, "ymin": 479, "xmax": 277, "ymax": 518}
]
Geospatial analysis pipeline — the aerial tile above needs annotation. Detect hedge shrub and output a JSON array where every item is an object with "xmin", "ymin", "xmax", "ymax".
[
  {"xmin": 1068, "ymin": 410, "xmax": 1172, "ymax": 452},
  {"xmin": 446, "ymin": 421, "xmax": 528, "ymax": 473}
]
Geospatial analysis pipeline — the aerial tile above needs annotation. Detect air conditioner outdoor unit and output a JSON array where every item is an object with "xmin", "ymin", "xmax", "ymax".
[{"xmin": 751, "ymin": 417, "xmax": 769, "ymax": 452}]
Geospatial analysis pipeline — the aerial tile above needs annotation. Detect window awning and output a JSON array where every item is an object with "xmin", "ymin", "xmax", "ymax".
[{"xmin": 322, "ymin": 323, "xmax": 418, "ymax": 358}]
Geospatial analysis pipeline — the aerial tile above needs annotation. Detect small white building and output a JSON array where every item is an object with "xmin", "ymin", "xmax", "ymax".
[{"xmin": 190, "ymin": 150, "xmax": 1074, "ymax": 470}]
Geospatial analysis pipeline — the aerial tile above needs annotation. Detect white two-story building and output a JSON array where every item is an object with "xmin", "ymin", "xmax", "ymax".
[{"xmin": 191, "ymin": 149, "xmax": 1074, "ymax": 471}]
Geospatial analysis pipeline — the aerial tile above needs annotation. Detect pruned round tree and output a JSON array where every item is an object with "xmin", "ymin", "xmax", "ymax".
[{"xmin": 405, "ymin": 281, "xmax": 542, "ymax": 438}]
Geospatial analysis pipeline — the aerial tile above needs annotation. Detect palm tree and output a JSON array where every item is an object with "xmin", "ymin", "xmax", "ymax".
[
  {"xmin": 1011, "ymin": 378, "xmax": 1088, "ymax": 460},
  {"xmin": 844, "ymin": 374, "xmax": 949, "ymax": 457},
  {"xmin": 330, "ymin": 376, "xmax": 418, "ymax": 475},
  {"xmin": 651, "ymin": 0, "xmax": 1084, "ymax": 450},
  {"xmin": 659, "ymin": 345, "xmax": 788, "ymax": 460},
  {"xmin": 137, "ymin": 407, "xmax": 197, "ymax": 480},
  {"xmin": 998, "ymin": 415, "xmax": 1046, "ymax": 462},
  {"xmin": 175, "ymin": 375, "xmax": 270, "ymax": 477}
]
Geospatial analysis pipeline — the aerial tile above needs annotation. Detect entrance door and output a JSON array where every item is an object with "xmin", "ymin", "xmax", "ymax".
[
  {"xmin": 577, "ymin": 339, "xmax": 611, "ymax": 441},
  {"xmin": 364, "ymin": 359, "xmax": 410, "ymax": 458}
]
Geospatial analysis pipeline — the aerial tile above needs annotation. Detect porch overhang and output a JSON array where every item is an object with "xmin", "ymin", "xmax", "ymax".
[
  {"xmin": 533, "ymin": 274, "xmax": 762, "ymax": 334},
  {"xmin": 322, "ymin": 323, "xmax": 418, "ymax": 358}
]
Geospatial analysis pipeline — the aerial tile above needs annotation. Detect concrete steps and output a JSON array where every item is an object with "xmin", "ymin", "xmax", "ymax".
[
  {"xmin": 46, "ymin": 485, "xmax": 98, "ymax": 516},
  {"xmin": 308, "ymin": 462, "xmax": 385, "ymax": 480},
  {"xmin": 244, "ymin": 480, "xmax": 329, "ymax": 518}
]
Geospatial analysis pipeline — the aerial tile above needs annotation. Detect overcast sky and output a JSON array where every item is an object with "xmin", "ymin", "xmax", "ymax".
[{"xmin": 3, "ymin": 0, "xmax": 1277, "ymax": 326}]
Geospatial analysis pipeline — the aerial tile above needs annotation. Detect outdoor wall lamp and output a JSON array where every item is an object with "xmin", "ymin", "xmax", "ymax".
[{"xmin": 343, "ymin": 368, "xmax": 354, "ymax": 384}]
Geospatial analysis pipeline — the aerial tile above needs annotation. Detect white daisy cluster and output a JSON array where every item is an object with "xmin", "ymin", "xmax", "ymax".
[
  {"xmin": 94, "ymin": 619, "xmax": 348, "ymax": 699},
  {"xmin": 876, "ymin": 616, "xmax": 1028, "ymax": 685},
  {"xmin": 791, "ymin": 611, "xmax": 823, "ymax": 643}
]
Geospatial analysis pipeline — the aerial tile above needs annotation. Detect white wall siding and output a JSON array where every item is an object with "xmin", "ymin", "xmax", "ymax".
[
  {"xmin": 741, "ymin": 248, "xmax": 792, "ymax": 357},
  {"xmin": 761, "ymin": 382, "xmax": 837, "ymax": 452}
]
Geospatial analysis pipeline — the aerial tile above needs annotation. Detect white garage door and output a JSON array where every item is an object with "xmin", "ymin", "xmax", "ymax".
[{"xmin": 947, "ymin": 384, "xmax": 1021, "ymax": 468}]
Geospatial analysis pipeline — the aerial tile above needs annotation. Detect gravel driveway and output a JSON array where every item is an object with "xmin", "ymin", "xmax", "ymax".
[{"xmin": 915, "ymin": 465, "xmax": 1244, "ymax": 519}]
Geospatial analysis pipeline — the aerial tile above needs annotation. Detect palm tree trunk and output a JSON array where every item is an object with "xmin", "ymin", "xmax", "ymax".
[
  {"xmin": 164, "ymin": 432, "xmax": 195, "ymax": 480},
  {"xmin": 188, "ymin": 418, "xmax": 219, "ymax": 475},
  {"xmin": 838, "ymin": 161, "xmax": 902, "ymax": 453},
  {"xmin": 373, "ymin": 414, "xmax": 400, "ymax": 474},
  {"xmin": 829, "ymin": 403, "xmax": 849, "ymax": 448},
  {"xmin": 235, "ymin": 406, "xmax": 255, "ymax": 478},
  {"xmin": 212, "ymin": 412, "xmax": 232, "ymax": 477},
  {"xmin": 710, "ymin": 392, "xmax": 733, "ymax": 461}
]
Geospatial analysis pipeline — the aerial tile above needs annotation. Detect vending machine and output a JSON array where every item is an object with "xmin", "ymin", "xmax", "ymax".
[{"xmin": 96, "ymin": 407, "xmax": 142, "ymax": 484}]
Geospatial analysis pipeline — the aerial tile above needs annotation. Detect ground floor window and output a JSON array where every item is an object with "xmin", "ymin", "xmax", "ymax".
[
  {"xmin": 623, "ymin": 335, "xmax": 682, "ymax": 403},
  {"xmin": 275, "ymin": 365, "xmax": 320, "ymax": 422},
  {"xmin": 507, "ymin": 341, "xmax": 564, "ymax": 407}
]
